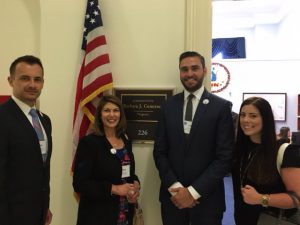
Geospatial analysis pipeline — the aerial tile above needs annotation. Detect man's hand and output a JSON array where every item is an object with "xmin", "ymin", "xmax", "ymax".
[
  {"xmin": 45, "ymin": 209, "xmax": 52, "ymax": 225},
  {"xmin": 169, "ymin": 187, "xmax": 199, "ymax": 209}
]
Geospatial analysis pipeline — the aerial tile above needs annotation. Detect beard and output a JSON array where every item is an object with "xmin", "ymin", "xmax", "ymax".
[{"xmin": 180, "ymin": 76, "xmax": 204, "ymax": 92}]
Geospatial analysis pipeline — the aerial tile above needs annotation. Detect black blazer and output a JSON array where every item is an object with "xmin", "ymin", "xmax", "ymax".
[
  {"xmin": 73, "ymin": 134, "xmax": 138, "ymax": 225},
  {"xmin": 0, "ymin": 98, "xmax": 52, "ymax": 225},
  {"xmin": 153, "ymin": 89, "xmax": 234, "ymax": 214}
]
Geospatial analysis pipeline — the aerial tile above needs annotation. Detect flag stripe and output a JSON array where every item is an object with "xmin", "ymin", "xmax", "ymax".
[
  {"xmin": 82, "ymin": 55, "xmax": 111, "ymax": 86},
  {"xmin": 85, "ymin": 53, "xmax": 110, "ymax": 71},
  {"xmin": 80, "ymin": 81, "xmax": 113, "ymax": 108},
  {"xmin": 85, "ymin": 44, "xmax": 109, "ymax": 65},
  {"xmin": 86, "ymin": 34, "xmax": 107, "ymax": 54},
  {"xmin": 82, "ymin": 73, "xmax": 113, "ymax": 99},
  {"xmin": 72, "ymin": 0, "xmax": 113, "ymax": 166},
  {"xmin": 73, "ymin": 58, "xmax": 85, "ymax": 124}
]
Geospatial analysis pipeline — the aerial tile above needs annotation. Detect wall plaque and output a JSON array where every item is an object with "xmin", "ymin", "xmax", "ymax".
[{"xmin": 114, "ymin": 88, "xmax": 174, "ymax": 142}]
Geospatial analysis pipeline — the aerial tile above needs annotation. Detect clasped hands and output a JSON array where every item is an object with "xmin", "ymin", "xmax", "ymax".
[
  {"xmin": 112, "ymin": 181, "xmax": 140, "ymax": 203},
  {"xmin": 127, "ymin": 180, "xmax": 140, "ymax": 203},
  {"xmin": 169, "ymin": 187, "xmax": 199, "ymax": 209}
]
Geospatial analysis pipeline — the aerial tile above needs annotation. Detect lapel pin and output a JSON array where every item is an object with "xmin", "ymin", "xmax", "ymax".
[
  {"xmin": 203, "ymin": 99, "xmax": 209, "ymax": 104},
  {"xmin": 110, "ymin": 148, "xmax": 116, "ymax": 154}
]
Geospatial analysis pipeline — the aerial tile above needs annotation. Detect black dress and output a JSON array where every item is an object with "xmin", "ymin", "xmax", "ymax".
[
  {"xmin": 73, "ymin": 134, "xmax": 138, "ymax": 225},
  {"xmin": 232, "ymin": 142, "xmax": 300, "ymax": 225}
]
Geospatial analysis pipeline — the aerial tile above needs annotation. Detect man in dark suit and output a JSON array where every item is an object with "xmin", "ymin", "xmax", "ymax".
[
  {"xmin": 0, "ymin": 55, "xmax": 52, "ymax": 225},
  {"xmin": 153, "ymin": 51, "xmax": 234, "ymax": 225}
]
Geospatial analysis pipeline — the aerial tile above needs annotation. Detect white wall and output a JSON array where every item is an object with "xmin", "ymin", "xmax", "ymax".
[
  {"xmin": 0, "ymin": 0, "xmax": 40, "ymax": 93},
  {"xmin": 212, "ymin": 1, "xmax": 300, "ymax": 133},
  {"xmin": 39, "ymin": 1, "xmax": 85, "ymax": 224},
  {"xmin": 213, "ymin": 59, "xmax": 299, "ymax": 132}
]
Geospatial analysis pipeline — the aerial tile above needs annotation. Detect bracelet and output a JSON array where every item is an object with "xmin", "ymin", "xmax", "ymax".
[{"xmin": 261, "ymin": 194, "xmax": 270, "ymax": 207}]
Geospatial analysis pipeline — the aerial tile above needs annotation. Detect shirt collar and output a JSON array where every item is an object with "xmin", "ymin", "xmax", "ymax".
[
  {"xmin": 184, "ymin": 85, "xmax": 204, "ymax": 101},
  {"xmin": 12, "ymin": 95, "xmax": 36, "ymax": 115}
]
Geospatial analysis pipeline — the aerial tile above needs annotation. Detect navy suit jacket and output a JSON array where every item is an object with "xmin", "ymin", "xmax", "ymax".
[
  {"xmin": 153, "ymin": 89, "xmax": 234, "ymax": 213},
  {"xmin": 0, "ymin": 98, "xmax": 52, "ymax": 225}
]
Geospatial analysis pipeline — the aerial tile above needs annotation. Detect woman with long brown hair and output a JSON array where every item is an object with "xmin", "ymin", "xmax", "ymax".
[
  {"xmin": 73, "ymin": 95, "xmax": 140, "ymax": 225},
  {"xmin": 232, "ymin": 97, "xmax": 300, "ymax": 225}
]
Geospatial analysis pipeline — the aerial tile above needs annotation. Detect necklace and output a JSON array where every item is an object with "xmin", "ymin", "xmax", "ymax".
[
  {"xmin": 107, "ymin": 136, "xmax": 124, "ymax": 149},
  {"xmin": 239, "ymin": 148, "xmax": 259, "ymax": 187}
]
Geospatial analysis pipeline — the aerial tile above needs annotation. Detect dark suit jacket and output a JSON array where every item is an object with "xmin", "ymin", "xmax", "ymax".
[
  {"xmin": 0, "ymin": 98, "xmax": 52, "ymax": 225},
  {"xmin": 73, "ymin": 134, "xmax": 139, "ymax": 225},
  {"xmin": 153, "ymin": 89, "xmax": 234, "ymax": 215}
]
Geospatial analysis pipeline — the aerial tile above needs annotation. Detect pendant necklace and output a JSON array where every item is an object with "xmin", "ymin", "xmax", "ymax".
[{"xmin": 239, "ymin": 148, "xmax": 259, "ymax": 187}]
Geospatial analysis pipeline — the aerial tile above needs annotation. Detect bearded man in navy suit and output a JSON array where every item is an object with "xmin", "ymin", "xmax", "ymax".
[
  {"xmin": 153, "ymin": 51, "xmax": 234, "ymax": 225},
  {"xmin": 0, "ymin": 55, "xmax": 52, "ymax": 225}
]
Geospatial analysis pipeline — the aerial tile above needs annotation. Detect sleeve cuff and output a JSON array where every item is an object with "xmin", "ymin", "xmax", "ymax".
[
  {"xmin": 168, "ymin": 182, "xmax": 183, "ymax": 196},
  {"xmin": 187, "ymin": 186, "xmax": 201, "ymax": 200}
]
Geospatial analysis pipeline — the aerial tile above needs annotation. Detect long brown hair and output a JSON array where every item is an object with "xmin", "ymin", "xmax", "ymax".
[
  {"xmin": 235, "ymin": 97, "xmax": 278, "ymax": 185},
  {"xmin": 93, "ymin": 95, "xmax": 127, "ymax": 138}
]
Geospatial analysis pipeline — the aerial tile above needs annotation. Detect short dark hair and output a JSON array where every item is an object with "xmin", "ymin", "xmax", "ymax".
[
  {"xmin": 10, "ymin": 55, "xmax": 44, "ymax": 76},
  {"xmin": 279, "ymin": 126, "xmax": 290, "ymax": 139},
  {"xmin": 94, "ymin": 95, "xmax": 127, "ymax": 137},
  {"xmin": 179, "ymin": 51, "xmax": 205, "ymax": 68}
]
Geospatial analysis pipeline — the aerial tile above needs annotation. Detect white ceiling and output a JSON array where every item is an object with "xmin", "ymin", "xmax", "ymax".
[{"xmin": 212, "ymin": 0, "xmax": 294, "ymax": 28}]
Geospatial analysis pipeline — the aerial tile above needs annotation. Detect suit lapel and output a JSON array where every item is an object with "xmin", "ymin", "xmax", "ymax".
[
  {"xmin": 7, "ymin": 99, "xmax": 39, "ymax": 140},
  {"xmin": 189, "ymin": 89, "xmax": 211, "ymax": 141},
  {"xmin": 176, "ymin": 93, "xmax": 186, "ymax": 140},
  {"xmin": 8, "ymin": 99, "xmax": 46, "ymax": 164},
  {"xmin": 37, "ymin": 110, "xmax": 51, "ymax": 139}
]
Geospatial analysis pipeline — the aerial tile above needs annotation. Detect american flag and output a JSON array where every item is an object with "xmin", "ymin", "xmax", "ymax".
[{"xmin": 72, "ymin": 0, "xmax": 113, "ymax": 160}]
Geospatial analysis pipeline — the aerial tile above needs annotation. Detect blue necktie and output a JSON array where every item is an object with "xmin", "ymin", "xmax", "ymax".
[{"xmin": 29, "ymin": 109, "xmax": 47, "ymax": 161}]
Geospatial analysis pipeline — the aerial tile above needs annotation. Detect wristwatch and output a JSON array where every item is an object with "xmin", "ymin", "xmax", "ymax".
[{"xmin": 261, "ymin": 194, "xmax": 270, "ymax": 207}]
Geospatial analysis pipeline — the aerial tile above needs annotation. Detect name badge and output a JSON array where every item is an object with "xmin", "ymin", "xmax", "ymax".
[
  {"xmin": 40, "ymin": 141, "xmax": 47, "ymax": 154},
  {"xmin": 184, "ymin": 120, "xmax": 192, "ymax": 134},
  {"xmin": 122, "ymin": 165, "xmax": 130, "ymax": 178}
]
